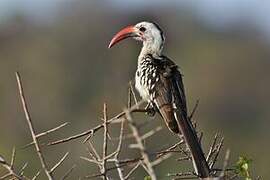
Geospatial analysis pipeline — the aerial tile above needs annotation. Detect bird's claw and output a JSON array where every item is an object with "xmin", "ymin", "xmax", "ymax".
[
  {"xmin": 146, "ymin": 108, "xmax": 156, "ymax": 117},
  {"xmin": 145, "ymin": 103, "xmax": 156, "ymax": 117}
]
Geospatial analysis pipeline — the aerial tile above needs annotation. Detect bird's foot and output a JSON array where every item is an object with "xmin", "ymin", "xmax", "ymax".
[{"xmin": 145, "ymin": 103, "xmax": 156, "ymax": 117}]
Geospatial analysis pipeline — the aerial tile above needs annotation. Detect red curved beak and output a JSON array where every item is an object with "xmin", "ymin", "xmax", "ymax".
[{"xmin": 108, "ymin": 25, "xmax": 137, "ymax": 48}]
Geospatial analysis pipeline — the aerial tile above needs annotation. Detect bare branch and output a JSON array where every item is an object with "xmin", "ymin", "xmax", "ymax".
[
  {"xmin": 207, "ymin": 133, "xmax": 219, "ymax": 162},
  {"xmin": 141, "ymin": 126, "xmax": 162, "ymax": 140},
  {"xmin": 125, "ymin": 109, "xmax": 157, "ymax": 180},
  {"xmin": 31, "ymin": 171, "xmax": 40, "ymax": 180},
  {"xmin": 47, "ymin": 100, "xmax": 145, "ymax": 146},
  {"xmin": 220, "ymin": 149, "xmax": 230, "ymax": 178},
  {"xmin": 156, "ymin": 140, "xmax": 185, "ymax": 158},
  {"xmin": 101, "ymin": 103, "xmax": 108, "ymax": 180},
  {"xmin": 168, "ymin": 172, "xmax": 197, "ymax": 179},
  {"xmin": 87, "ymin": 141, "xmax": 101, "ymax": 162},
  {"xmin": 189, "ymin": 99, "xmax": 200, "ymax": 120},
  {"xmin": 177, "ymin": 156, "xmax": 191, "ymax": 162},
  {"xmin": 37, "ymin": 122, "xmax": 70, "ymax": 138},
  {"xmin": 22, "ymin": 122, "xmax": 70, "ymax": 149},
  {"xmin": 10, "ymin": 147, "xmax": 16, "ymax": 169},
  {"xmin": 177, "ymin": 145, "xmax": 192, "ymax": 161},
  {"xmin": 0, "ymin": 154, "xmax": 24, "ymax": 180},
  {"xmin": 209, "ymin": 137, "xmax": 224, "ymax": 169},
  {"xmin": 117, "ymin": 157, "xmax": 143, "ymax": 165},
  {"xmin": 114, "ymin": 119, "xmax": 125, "ymax": 180},
  {"xmin": 80, "ymin": 156, "xmax": 100, "ymax": 165},
  {"xmin": 85, "ymin": 163, "xmax": 134, "ymax": 179},
  {"xmin": 15, "ymin": 72, "xmax": 54, "ymax": 180},
  {"xmin": 129, "ymin": 81, "xmax": 138, "ymax": 106},
  {"xmin": 50, "ymin": 152, "xmax": 69, "ymax": 174},
  {"xmin": 124, "ymin": 161, "xmax": 141, "ymax": 180},
  {"xmin": 19, "ymin": 162, "xmax": 28, "ymax": 176},
  {"xmin": 10, "ymin": 74, "xmax": 240, "ymax": 179},
  {"xmin": 61, "ymin": 165, "xmax": 76, "ymax": 180},
  {"xmin": 152, "ymin": 153, "xmax": 172, "ymax": 167}
]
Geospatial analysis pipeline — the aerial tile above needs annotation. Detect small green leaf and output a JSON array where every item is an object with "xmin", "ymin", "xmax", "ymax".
[
  {"xmin": 144, "ymin": 176, "xmax": 151, "ymax": 180},
  {"xmin": 234, "ymin": 156, "xmax": 252, "ymax": 179}
]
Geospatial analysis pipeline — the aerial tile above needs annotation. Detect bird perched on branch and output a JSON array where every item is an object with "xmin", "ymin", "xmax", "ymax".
[{"xmin": 108, "ymin": 21, "xmax": 210, "ymax": 177}]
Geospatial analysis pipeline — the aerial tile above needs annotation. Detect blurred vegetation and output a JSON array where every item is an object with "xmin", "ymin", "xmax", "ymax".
[
  {"xmin": 235, "ymin": 156, "xmax": 252, "ymax": 180},
  {"xmin": 0, "ymin": 1, "xmax": 269, "ymax": 179}
]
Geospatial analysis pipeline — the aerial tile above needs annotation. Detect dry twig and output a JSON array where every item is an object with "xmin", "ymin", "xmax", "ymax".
[
  {"xmin": 16, "ymin": 72, "xmax": 54, "ymax": 180},
  {"xmin": 22, "ymin": 122, "xmax": 69, "ymax": 149},
  {"xmin": 0, "ymin": 154, "xmax": 24, "ymax": 180},
  {"xmin": 220, "ymin": 149, "xmax": 231, "ymax": 178},
  {"xmin": 15, "ymin": 72, "xmax": 71, "ymax": 180},
  {"xmin": 114, "ymin": 119, "xmax": 125, "ymax": 180},
  {"xmin": 101, "ymin": 103, "xmax": 109, "ymax": 180},
  {"xmin": 12, "ymin": 75, "xmax": 240, "ymax": 179},
  {"xmin": 47, "ymin": 101, "xmax": 145, "ymax": 146},
  {"xmin": 125, "ymin": 109, "xmax": 157, "ymax": 180},
  {"xmin": 50, "ymin": 152, "xmax": 69, "ymax": 174},
  {"xmin": 61, "ymin": 165, "xmax": 76, "ymax": 180}
]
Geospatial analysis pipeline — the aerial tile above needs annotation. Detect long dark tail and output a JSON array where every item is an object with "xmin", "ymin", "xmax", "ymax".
[
  {"xmin": 171, "ymin": 69, "xmax": 210, "ymax": 178},
  {"xmin": 159, "ymin": 101, "xmax": 210, "ymax": 177},
  {"xmin": 153, "ymin": 55, "xmax": 210, "ymax": 177},
  {"xmin": 175, "ymin": 110, "xmax": 210, "ymax": 177}
]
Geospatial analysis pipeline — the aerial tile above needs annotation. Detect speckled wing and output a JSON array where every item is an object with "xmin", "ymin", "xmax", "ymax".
[
  {"xmin": 169, "ymin": 62, "xmax": 188, "ymax": 120},
  {"xmin": 152, "ymin": 56, "xmax": 184, "ymax": 134}
]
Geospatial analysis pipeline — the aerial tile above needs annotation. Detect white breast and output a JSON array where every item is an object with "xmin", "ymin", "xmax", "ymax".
[{"xmin": 135, "ymin": 69, "xmax": 150, "ymax": 101}]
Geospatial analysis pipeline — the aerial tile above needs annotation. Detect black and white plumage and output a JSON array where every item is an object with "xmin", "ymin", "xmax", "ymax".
[
  {"xmin": 109, "ymin": 21, "xmax": 210, "ymax": 177},
  {"xmin": 135, "ymin": 54, "xmax": 185, "ymax": 134}
]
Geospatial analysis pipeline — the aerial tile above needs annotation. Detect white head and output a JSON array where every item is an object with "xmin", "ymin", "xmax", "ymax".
[{"xmin": 108, "ymin": 21, "xmax": 165, "ymax": 56}]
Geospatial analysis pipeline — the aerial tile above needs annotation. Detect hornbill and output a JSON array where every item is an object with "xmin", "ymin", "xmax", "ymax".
[{"xmin": 108, "ymin": 21, "xmax": 210, "ymax": 178}]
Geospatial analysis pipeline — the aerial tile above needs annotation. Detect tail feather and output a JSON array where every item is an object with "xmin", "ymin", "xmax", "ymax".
[
  {"xmin": 174, "ymin": 110, "xmax": 210, "ymax": 177},
  {"xmin": 171, "ymin": 70, "xmax": 210, "ymax": 177},
  {"xmin": 158, "ymin": 104, "xmax": 179, "ymax": 134}
]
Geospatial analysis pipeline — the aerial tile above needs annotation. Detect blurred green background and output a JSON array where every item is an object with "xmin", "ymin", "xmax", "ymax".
[{"xmin": 0, "ymin": 0, "xmax": 269, "ymax": 179}]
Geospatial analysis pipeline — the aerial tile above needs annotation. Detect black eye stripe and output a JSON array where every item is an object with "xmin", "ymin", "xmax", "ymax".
[{"xmin": 139, "ymin": 27, "xmax": 146, "ymax": 32}]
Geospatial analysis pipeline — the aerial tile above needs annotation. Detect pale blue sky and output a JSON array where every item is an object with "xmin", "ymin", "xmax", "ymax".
[{"xmin": 0, "ymin": 0, "xmax": 269, "ymax": 36}]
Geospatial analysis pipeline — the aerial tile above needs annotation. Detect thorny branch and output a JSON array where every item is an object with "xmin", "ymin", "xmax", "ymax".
[
  {"xmin": 14, "ymin": 72, "xmax": 72, "ymax": 180},
  {"xmin": 0, "ymin": 152, "xmax": 24, "ymax": 180},
  {"xmin": 47, "ymin": 101, "xmax": 146, "ymax": 146},
  {"xmin": 114, "ymin": 118, "xmax": 125, "ymax": 180},
  {"xmin": 22, "ymin": 122, "xmax": 70, "ymax": 149},
  {"xmin": 16, "ymin": 72, "xmax": 54, "ymax": 180},
  {"xmin": 0, "ymin": 73, "xmax": 248, "ymax": 179},
  {"xmin": 101, "ymin": 103, "xmax": 109, "ymax": 180},
  {"xmin": 125, "ymin": 109, "xmax": 157, "ymax": 180}
]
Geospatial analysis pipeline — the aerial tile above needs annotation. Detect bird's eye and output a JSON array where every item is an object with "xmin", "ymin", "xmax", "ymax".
[{"xmin": 139, "ymin": 27, "xmax": 146, "ymax": 32}]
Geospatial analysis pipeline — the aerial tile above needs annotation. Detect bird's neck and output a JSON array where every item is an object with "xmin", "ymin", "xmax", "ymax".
[{"xmin": 138, "ymin": 41, "xmax": 163, "ymax": 64}]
